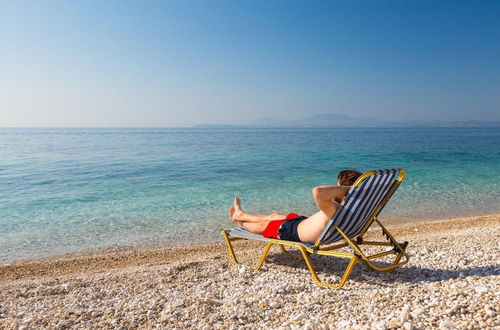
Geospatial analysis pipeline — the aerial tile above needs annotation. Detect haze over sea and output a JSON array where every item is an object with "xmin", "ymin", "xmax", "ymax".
[{"xmin": 1, "ymin": 127, "xmax": 499, "ymax": 263}]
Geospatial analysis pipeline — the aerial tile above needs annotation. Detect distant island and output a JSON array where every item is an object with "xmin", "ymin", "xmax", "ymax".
[{"xmin": 194, "ymin": 113, "xmax": 500, "ymax": 128}]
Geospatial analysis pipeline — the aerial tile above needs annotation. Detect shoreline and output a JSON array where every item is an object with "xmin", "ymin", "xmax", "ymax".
[
  {"xmin": 1, "ymin": 213, "xmax": 499, "ymax": 282},
  {"xmin": 3, "ymin": 211, "xmax": 498, "ymax": 268},
  {"xmin": 1, "ymin": 213, "xmax": 499, "ymax": 328}
]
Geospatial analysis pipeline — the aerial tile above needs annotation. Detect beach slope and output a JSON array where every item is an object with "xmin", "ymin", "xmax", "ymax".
[{"xmin": 1, "ymin": 215, "xmax": 499, "ymax": 329}]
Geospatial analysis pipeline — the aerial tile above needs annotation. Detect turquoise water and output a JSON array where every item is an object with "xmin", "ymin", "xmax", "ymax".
[{"xmin": 1, "ymin": 127, "xmax": 499, "ymax": 263}]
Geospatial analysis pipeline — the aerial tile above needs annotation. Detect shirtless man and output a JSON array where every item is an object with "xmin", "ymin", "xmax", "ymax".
[{"xmin": 229, "ymin": 170, "xmax": 362, "ymax": 244}]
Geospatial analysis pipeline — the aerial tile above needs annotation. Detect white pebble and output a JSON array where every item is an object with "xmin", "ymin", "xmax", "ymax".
[
  {"xmin": 474, "ymin": 284, "xmax": 488, "ymax": 295},
  {"xmin": 403, "ymin": 321, "xmax": 414, "ymax": 330},
  {"xmin": 439, "ymin": 320, "xmax": 456, "ymax": 329},
  {"xmin": 400, "ymin": 306, "xmax": 410, "ymax": 322},
  {"xmin": 410, "ymin": 312, "xmax": 420, "ymax": 320},
  {"xmin": 485, "ymin": 305, "xmax": 496, "ymax": 317},
  {"xmin": 371, "ymin": 321, "xmax": 386, "ymax": 330}
]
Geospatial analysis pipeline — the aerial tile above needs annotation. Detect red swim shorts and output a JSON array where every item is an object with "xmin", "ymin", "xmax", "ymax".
[{"xmin": 262, "ymin": 213, "xmax": 303, "ymax": 239}]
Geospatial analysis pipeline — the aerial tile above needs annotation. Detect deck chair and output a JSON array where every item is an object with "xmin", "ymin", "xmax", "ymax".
[{"xmin": 220, "ymin": 169, "xmax": 409, "ymax": 289}]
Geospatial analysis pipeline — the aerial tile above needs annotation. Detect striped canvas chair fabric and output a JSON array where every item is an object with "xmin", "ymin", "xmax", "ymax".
[{"xmin": 318, "ymin": 168, "xmax": 400, "ymax": 245}]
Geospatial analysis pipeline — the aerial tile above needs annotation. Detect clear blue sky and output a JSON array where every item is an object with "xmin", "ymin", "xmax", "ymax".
[{"xmin": 1, "ymin": 0, "xmax": 499, "ymax": 126}]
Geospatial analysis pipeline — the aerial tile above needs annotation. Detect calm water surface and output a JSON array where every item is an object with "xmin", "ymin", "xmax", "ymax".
[{"xmin": 1, "ymin": 127, "xmax": 499, "ymax": 262}]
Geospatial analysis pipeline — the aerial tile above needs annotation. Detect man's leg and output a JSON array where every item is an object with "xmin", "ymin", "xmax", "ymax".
[{"xmin": 229, "ymin": 197, "xmax": 286, "ymax": 234}]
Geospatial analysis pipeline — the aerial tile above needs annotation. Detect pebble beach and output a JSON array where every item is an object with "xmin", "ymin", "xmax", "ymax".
[{"xmin": 1, "ymin": 214, "xmax": 499, "ymax": 329}]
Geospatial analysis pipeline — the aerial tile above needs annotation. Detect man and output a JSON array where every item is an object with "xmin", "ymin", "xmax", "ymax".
[{"xmin": 229, "ymin": 169, "xmax": 362, "ymax": 244}]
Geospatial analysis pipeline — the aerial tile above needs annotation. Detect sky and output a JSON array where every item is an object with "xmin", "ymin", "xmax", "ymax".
[{"xmin": 0, "ymin": 0, "xmax": 499, "ymax": 127}]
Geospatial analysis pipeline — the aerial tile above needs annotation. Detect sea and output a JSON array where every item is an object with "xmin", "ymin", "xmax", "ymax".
[{"xmin": 1, "ymin": 127, "xmax": 499, "ymax": 263}]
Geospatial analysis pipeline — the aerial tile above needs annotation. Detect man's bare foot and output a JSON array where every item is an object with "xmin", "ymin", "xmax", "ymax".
[
  {"xmin": 229, "ymin": 205, "xmax": 236, "ymax": 221},
  {"xmin": 229, "ymin": 197, "xmax": 245, "ymax": 225},
  {"xmin": 233, "ymin": 197, "xmax": 244, "ymax": 219}
]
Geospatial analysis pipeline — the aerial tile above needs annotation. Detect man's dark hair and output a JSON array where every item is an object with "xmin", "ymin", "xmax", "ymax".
[{"xmin": 337, "ymin": 169, "xmax": 362, "ymax": 186}]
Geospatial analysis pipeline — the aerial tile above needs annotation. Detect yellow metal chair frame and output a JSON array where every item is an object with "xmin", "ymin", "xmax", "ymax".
[{"xmin": 220, "ymin": 170, "xmax": 409, "ymax": 289}]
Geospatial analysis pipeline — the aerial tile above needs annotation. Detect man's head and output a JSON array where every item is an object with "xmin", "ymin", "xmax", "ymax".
[{"xmin": 337, "ymin": 169, "xmax": 362, "ymax": 186}]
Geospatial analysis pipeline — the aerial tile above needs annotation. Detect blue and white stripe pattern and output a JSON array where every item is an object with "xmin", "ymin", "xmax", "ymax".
[{"xmin": 318, "ymin": 169, "xmax": 400, "ymax": 244}]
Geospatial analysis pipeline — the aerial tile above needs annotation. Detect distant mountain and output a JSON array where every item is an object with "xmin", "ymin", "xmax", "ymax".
[
  {"xmin": 193, "ymin": 124, "xmax": 250, "ymax": 128},
  {"xmin": 397, "ymin": 120, "xmax": 500, "ymax": 127},
  {"xmin": 252, "ymin": 113, "xmax": 500, "ymax": 127},
  {"xmin": 251, "ymin": 117, "xmax": 289, "ymax": 127},
  {"xmin": 194, "ymin": 113, "xmax": 500, "ymax": 128},
  {"xmin": 251, "ymin": 113, "xmax": 373, "ymax": 127},
  {"xmin": 289, "ymin": 113, "xmax": 383, "ymax": 127}
]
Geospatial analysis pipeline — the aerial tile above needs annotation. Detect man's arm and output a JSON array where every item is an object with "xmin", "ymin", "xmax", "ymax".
[{"xmin": 311, "ymin": 185, "xmax": 351, "ymax": 217}]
